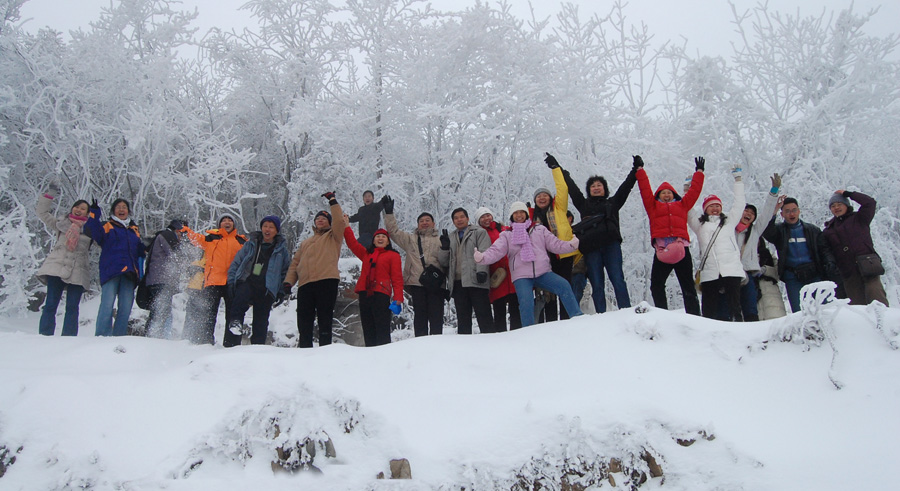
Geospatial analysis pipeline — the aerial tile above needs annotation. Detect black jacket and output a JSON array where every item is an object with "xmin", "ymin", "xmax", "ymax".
[
  {"xmin": 348, "ymin": 202, "xmax": 384, "ymax": 237},
  {"xmin": 761, "ymin": 217, "xmax": 839, "ymax": 282},
  {"xmin": 564, "ymin": 168, "xmax": 637, "ymax": 253}
]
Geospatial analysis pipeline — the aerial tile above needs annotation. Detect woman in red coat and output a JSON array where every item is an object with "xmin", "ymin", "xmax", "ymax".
[
  {"xmin": 636, "ymin": 156, "xmax": 705, "ymax": 315},
  {"xmin": 475, "ymin": 207, "xmax": 521, "ymax": 331},
  {"xmin": 344, "ymin": 224, "xmax": 404, "ymax": 346}
]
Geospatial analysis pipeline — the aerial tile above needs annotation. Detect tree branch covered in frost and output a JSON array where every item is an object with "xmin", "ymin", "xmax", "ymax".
[{"xmin": 2, "ymin": 0, "xmax": 898, "ymax": 312}]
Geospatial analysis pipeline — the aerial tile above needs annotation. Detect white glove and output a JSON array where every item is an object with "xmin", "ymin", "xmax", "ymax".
[
  {"xmin": 473, "ymin": 248, "xmax": 484, "ymax": 263},
  {"xmin": 732, "ymin": 166, "xmax": 743, "ymax": 181}
]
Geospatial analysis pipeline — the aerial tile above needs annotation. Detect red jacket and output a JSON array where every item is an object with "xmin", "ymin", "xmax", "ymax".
[
  {"xmin": 481, "ymin": 221, "xmax": 515, "ymax": 302},
  {"xmin": 344, "ymin": 228, "xmax": 404, "ymax": 302},
  {"xmin": 637, "ymin": 168, "xmax": 704, "ymax": 241}
]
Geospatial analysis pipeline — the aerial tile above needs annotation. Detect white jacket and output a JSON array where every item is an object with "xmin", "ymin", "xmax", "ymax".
[
  {"xmin": 736, "ymin": 191, "xmax": 779, "ymax": 274},
  {"xmin": 688, "ymin": 179, "xmax": 746, "ymax": 283}
]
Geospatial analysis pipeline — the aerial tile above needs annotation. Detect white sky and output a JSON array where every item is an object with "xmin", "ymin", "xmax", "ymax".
[{"xmin": 17, "ymin": 0, "xmax": 900, "ymax": 59}]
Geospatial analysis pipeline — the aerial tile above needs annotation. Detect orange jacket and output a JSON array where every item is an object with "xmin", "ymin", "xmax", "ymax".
[{"xmin": 183, "ymin": 226, "xmax": 247, "ymax": 287}]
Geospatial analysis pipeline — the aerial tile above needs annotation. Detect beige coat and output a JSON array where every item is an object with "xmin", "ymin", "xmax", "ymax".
[
  {"xmin": 35, "ymin": 192, "xmax": 93, "ymax": 290},
  {"xmin": 284, "ymin": 202, "xmax": 346, "ymax": 288},
  {"xmin": 383, "ymin": 213, "xmax": 449, "ymax": 288}
]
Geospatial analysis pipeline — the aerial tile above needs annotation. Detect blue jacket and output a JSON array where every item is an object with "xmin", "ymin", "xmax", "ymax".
[
  {"xmin": 86, "ymin": 207, "xmax": 145, "ymax": 285},
  {"xmin": 227, "ymin": 232, "xmax": 291, "ymax": 297}
]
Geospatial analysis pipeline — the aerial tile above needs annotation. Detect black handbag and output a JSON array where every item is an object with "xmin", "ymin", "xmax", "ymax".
[
  {"xmin": 856, "ymin": 253, "xmax": 885, "ymax": 278},
  {"xmin": 135, "ymin": 277, "xmax": 152, "ymax": 310},
  {"xmin": 417, "ymin": 235, "xmax": 446, "ymax": 292}
]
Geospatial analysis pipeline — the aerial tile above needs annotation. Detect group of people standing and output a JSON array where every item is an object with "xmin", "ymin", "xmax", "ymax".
[{"xmin": 34, "ymin": 153, "xmax": 890, "ymax": 347}]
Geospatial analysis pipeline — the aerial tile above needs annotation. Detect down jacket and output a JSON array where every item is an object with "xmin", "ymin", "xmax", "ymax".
[
  {"xmin": 637, "ymin": 168, "xmax": 705, "ymax": 241},
  {"xmin": 439, "ymin": 226, "xmax": 491, "ymax": 294},
  {"xmin": 183, "ymin": 226, "xmax": 247, "ymax": 287},
  {"xmin": 736, "ymin": 191, "xmax": 779, "ymax": 275},
  {"xmin": 227, "ymin": 232, "xmax": 291, "ymax": 297},
  {"xmin": 481, "ymin": 221, "xmax": 515, "ymax": 302},
  {"xmin": 564, "ymin": 167, "xmax": 637, "ymax": 251},
  {"xmin": 476, "ymin": 223, "xmax": 579, "ymax": 282},
  {"xmin": 531, "ymin": 167, "xmax": 577, "ymax": 259},
  {"xmin": 344, "ymin": 228, "xmax": 404, "ymax": 302},
  {"xmin": 85, "ymin": 205, "xmax": 144, "ymax": 285},
  {"xmin": 35, "ymin": 192, "xmax": 93, "ymax": 290},
  {"xmin": 284, "ymin": 202, "xmax": 346, "ymax": 288},
  {"xmin": 823, "ymin": 191, "xmax": 879, "ymax": 278},
  {"xmin": 383, "ymin": 212, "xmax": 449, "ymax": 288},
  {"xmin": 688, "ymin": 179, "xmax": 746, "ymax": 282}
]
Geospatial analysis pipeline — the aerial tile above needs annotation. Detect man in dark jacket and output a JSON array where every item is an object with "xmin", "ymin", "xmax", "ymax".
[
  {"xmin": 762, "ymin": 196, "xmax": 840, "ymax": 312},
  {"xmin": 348, "ymin": 190, "xmax": 383, "ymax": 248},
  {"xmin": 225, "ymin": 216, "xmax": 291, "ymax": 347},
  {"xmin": 144, "ymin": 219, "xmax": 187, "ymax": 338},
  {"xmin": 440, "ymin": 208, "xmax": 494, "ymax": 334},
  {"xmin": 562, "ymin": 156, "xmax": 638, "ymax": 313}
]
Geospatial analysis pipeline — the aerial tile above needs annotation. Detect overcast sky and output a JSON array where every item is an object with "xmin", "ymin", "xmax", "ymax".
[{"xmin": 17, "ymin": 0, "xmax": 900, "ymax": 60}]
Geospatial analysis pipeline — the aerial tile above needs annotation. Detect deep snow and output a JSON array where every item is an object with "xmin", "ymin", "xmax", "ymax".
[{"xmin": 1, "ymin": 286, "xmax": 898, "ymax": 490}]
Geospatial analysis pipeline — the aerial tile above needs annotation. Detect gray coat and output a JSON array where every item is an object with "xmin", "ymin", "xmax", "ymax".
[
  {"xmin": 383, "ymin": 213, "xmax": 449, "ymax": 288},
  {"xmin": 35, "ymin": 192, "xmax": 93, "ymax": 290},
  {"xmin": 440, "ymin": 226, "xmax": 491, "ymax": 294}
]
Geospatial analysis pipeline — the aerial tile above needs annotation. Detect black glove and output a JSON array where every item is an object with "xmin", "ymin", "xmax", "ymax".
[
  {"xmin": 282, "ymin": 283, "xmax": 292, "ymax": 297},
  {"xmin": 322, "ymin": 191, "xmax": 337, "ymax": 205},
  {"xmin": 380, "ymin": 195, "xmax": 394, "ymax": 214},
  {"xmin": 544, "ymin": 153, "xmax": 560, "ymax": 169},
  {"xmin": 90, "ymin": 197, "xmax": 99, "ymax": 210},
  {"xmin": 632, "ymin": 155, "xmax": 644, "ymax": 169},
  {"xmin": 694, "ymin": 156, "xmax": 705, "ymax": 172},
  {"xmin": 440, "ymin": 229, "xmax": 450, "ymax": 250},
  {"xmin": 476, "ymin": 271, "xmax": 488, "ymax": 284},
  {"xmin": 205, "ymin": 233, "xmax": 222, "ymax": 242}
]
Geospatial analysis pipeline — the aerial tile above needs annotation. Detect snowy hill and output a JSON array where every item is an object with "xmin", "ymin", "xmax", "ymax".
[{"xmin": 1, "ymin": 292, "xmax": 898, "ymax": 490}]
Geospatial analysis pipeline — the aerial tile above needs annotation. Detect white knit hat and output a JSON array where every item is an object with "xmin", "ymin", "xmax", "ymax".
[
  {"xmin": 508, "ymin": 201, "xmax": 529, "ymax": 218},
  {"xmin": 474, "ymin": 206, "xmax": 494, "ymax": 222}
]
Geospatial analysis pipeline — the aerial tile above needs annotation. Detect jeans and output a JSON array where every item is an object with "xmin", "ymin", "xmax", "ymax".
[
  {"xmin": 570, "ymin": 273, "xmax": 587, "ymax": 305},
  {"xmin": 584, "ymin": 243, "xmax": 631, "ymax": 313},
  {"xmin": 783, "ymin": 270, "xmax": 822, "ymax": 313},
  {"xmin": 514, "ymin": 273, "xmax": 583, "ymax": 327},
  {"xmin": 39, "ymin": 276, "xmax": 84, "ymax": 336},
  {"xmin": 225, "ymin": 280, "xmax": 274, "ymax": 347},
  {"xmin": 96, "ymin": 274, "xmax": 136, "ymax": 336},
  {"xmin": 717, "ymin": 276, "xmax": 760, "ymax": 321}
]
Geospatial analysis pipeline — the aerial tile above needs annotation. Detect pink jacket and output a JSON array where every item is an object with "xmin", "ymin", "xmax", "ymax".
[{"xmin": 476, "ymin": 224, "xmax": 578, "ymax": 282}]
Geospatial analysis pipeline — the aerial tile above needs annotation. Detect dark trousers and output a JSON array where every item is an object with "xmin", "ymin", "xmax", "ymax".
[
  {"xmin": 649, "ymin": 249, "xmax": 701, "ymax": 315},
  {"xmin": 543, "ymin": 255, "xmax": 574, "ymax": 321},
  {"xmin": 492, "ymin": 293, "xmax": 521, "ymax": 332},
  {"xmin": 297, "ymin": 279, "xmax": 339, "ymax": 348},
  {"xmin": 406, "ymin": 285, "xmax": 445, "ymax": 336},
  {"xmin": 701, "ymin": 276, "xmax": 744, "ymax": 321},
  {"xmin": 359, "ymin": 291, "xmax": 392, "ymax": 346},
  {"xmin": 201, "ymin": 285, "xmax": 231, "ymax": 345},
  {"xmin": 145, "ymin": 284, "xmax": 175, "ymax": 338},
  {"xmin": 225, "ymin": 281, "xmax": 273, "ymax": 347},
  {"xmin": 452, "ymin": 281, "xmax": 494, "ymax": 334}
]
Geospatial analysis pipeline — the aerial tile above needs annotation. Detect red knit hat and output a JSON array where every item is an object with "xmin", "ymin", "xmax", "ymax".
[
  {"xmin": 373, "ymin": 228, "xmax": 389, "ymax": 238},
  {"xmin": 702, "ymin": 195, "xmax": 723, "ymax": 212}
]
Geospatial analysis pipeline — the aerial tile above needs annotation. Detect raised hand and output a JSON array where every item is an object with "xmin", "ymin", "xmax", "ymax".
[
  {"xmin": 440, "ymin": 229, "xmax": 450, "ymax": 250},
  {"xmin": 544, "ymin": 153, "xmax": 560, "ymax": 169},
  {"xmin": 633, "ymin": 155, "xmax": 644, "ymax": 169},
  {"xmin": 694, "ymin": 157, "xmax": 705, "ymax": 172},
  {"xmin": 380, "ymin": 195, "xmax": 394, "ymax": 214}
]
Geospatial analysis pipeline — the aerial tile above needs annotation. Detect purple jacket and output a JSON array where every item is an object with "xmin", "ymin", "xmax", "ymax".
[
  {"xmin": 823, "ymin": 191, "xmax": 878, "ymax": 277},
  {"xmin": 476, "ymin": 224, "xmax": 578, "ymax": 282}
]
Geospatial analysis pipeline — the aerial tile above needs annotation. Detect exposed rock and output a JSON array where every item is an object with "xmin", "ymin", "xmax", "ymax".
[
  {"xmin": 0, "ymin": 445, "xmax": 23, "ymax": 478},
  {"xmin": 376, "ymin": 471, "xmax": 385, "ymax": 479},
  {"xmin": 390, "ymin": 458, "xmax": 411, "ymax": 479},
  {"xmin": 641, "ymin": 451, "xmax": 663, "ymax": 478}
]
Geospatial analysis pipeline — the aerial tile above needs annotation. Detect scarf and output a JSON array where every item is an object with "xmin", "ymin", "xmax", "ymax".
[
  {"xmin": 66, "ymin": 214, "xmax": 88, "ymax": 251},
  {"xmin": 511, "ymin": 220, "xmax": 536, "ymax": 262},
  {"xmin": 110, "ymin": 215, "xmax": 131, "ymax": 228},
  {"xmin": 366, "ymin": 248, "xmax": 384, "ymax": 291},
  {"xmin": 735, "ymin": 222, "xmax": 749, "ymax": 233}
]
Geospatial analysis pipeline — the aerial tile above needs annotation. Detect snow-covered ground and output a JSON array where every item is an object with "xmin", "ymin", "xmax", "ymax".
[{"xmin": 1, "ymin": 287, "xmax": 898, "ymax": 490}]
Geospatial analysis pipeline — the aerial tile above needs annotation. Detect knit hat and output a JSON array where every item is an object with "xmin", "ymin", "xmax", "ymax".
[
  {"xmin": 533, "ymin": 187, "xmax": 553, "ymax": 202},
  {"xmin": 702, "ymin": 195, "xmax": 723, "ymax": 213},
  {"xmin": 508, "ymin": 201, "xmax": 529, "ymax": 219},
  {"xmin": 315, "ymin": 210, "xmax": 332, "ymax": 224},
  {"xmin": 167, "ymin": 219, "xmax": 185, "ymax": 231},
  {"xmin": 373, "ymin": 228, "xmax": 389, "ymax": 238},
  {"xmin": 417, "ymin": 212, "xmax": 434, "ymax": 223},
  {"xmin": 474, "ymin": 207, "xmax": 493, "ymax": 222},
  {"xmin": 828, "ymin": 193, "xmax": 851, "ymax": 209},
  {"xmin": 218, "ymin": 214, "xmax": 234, "ymax": 227},
  {"xmin": 260, "ymin": 215, "xmax": 281, "ymax": 232}
]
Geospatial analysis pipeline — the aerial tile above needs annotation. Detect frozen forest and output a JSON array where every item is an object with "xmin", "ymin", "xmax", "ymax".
[{"xmin": 1, "ymin": 0, "xmax": 899, "ymax": 314}]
